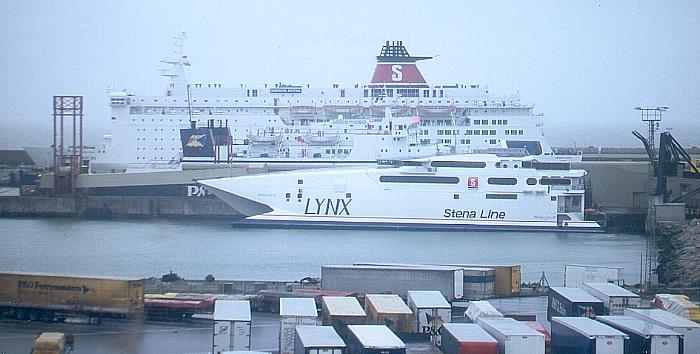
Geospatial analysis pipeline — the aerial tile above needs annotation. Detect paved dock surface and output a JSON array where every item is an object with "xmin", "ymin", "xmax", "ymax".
[{"xmin": 0, "ymin": 297, "xmax": 546, "ymax": 354}]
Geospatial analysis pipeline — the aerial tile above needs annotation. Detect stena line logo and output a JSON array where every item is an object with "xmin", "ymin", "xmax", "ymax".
[
  {"xmin": 304, "ymin": 198, "xmax": 351, "ymax": 215},
  {"xmin": 391, "ymin": 65, "xmax": 402, "ymax": 81}
]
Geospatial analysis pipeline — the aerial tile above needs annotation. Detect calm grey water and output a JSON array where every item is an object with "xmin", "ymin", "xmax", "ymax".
[{"xmin": 0, "ymin": 217, "xmax": 648, "ymax": 286}]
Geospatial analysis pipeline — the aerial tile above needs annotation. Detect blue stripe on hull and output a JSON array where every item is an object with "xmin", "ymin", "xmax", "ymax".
[{"xmin": 229, "ymin": 218, "xmax": 605, "ymax": 233}]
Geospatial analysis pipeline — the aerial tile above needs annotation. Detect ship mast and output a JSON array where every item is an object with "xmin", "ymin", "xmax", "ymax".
[{"xmin": 160, "ymin": 31, "xmax": 190, "ymax": 97}]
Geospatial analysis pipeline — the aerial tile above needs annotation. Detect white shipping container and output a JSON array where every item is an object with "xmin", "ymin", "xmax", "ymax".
[
  {"xmin": 280, "ymin": 298, "xmax": 318, "ymax": 354},
  {"xmin": 625, "ymin": 308, "xmax": 700, "ymax": 354},
  {"xmin": 213, "ymin": 300, "xmax": 252, "ymax": 354},
  {"xmin": 295, "ymin": 325, "xmax": 345, "ymax": 354},
  {"xmin": 406, "ymin": 291, "xmax": 451, "ymax": 346},
  {"xmin": 465, "ymin": 300, "xmax": 503, "ymax": 323},
  {"xmin": 564, "ymin": 264, "xmax": 624, "ymax": 288},
  {"xmin": 581, "ymin": 282, "xmax": 641, "ymax": 315},
  {"xmin": 477, "ymin": 318, "xmax": 545, "ymax": 354}
]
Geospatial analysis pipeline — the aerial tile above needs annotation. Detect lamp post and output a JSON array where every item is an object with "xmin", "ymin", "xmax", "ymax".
[{"xmin": 634, "ymin": 106, "xmax": 668, "ymax": 291}]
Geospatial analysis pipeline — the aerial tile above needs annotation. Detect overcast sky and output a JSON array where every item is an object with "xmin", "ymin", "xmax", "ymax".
[{"xmin": 1, "ymin": 0, "xmax": 698, "ymax": 149}]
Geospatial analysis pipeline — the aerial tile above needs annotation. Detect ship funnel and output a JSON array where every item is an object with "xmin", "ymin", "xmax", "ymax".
[{"xmin": 370, "ymin": 40, "xmax": 431, "ymax": 87}]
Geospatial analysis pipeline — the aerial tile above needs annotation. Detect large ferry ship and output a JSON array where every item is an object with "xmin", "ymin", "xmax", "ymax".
[
  {"xmin": 92, "ymin": 33, "xmax": 577, "ymax": 173},
  {"xmin": 199, "ymin": 155, "xmax": 602, "ymax": 232}
]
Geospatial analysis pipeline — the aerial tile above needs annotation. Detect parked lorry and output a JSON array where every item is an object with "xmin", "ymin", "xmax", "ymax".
[
  {"xmin": 651, "ymin": 293, "xmax": 700, "ymax": 321},
  {"xmin": 212, "ymin": 300, "xmax": 251, "ymax": 354},
  {"xmin": 581, "ymin": 282, "xmax": 641, "ymax": 315},
  {"xmin": 547, "ymin": 287, "xmax": 604, "ymax": 321},
  {"xmin": 551, "ymin": 317, "xmax": 628, "ymax": 354},
  {"xmin": 564, "ymin": 264, "xmax": 624, "ymax": 288},
  {"xmin": 476, "ymin": 318, "xmax": 545, "ymax": 354},
  {"xmin": 280, "ymin": 298, "xmax": 318, "ymax": 354},
  {"xmin": 322, "ymin": 265, "xmax": 464, "ymax": 301},
  {"xmin": 406, "ymin": 290, "xmax": 451, "ymax": 345},
  {"xmin": 625, "ymin": 307, "xmax": 700, "ymax": 354},
  {"xmin": 294, "ymin": 325, "xmax": 346, "ymax": 354},
  {"xmin": 345, "ymin": 325, "xmax": 406, "ymax": 354},
  {"xmin": 0, "ymin": 271, "xmax": 143, "ymax": 322},
  {"xmin": 597, "ymin": 316, "xmax": 683, "ymax": 354},
  {"xmin": 31, "ymin": 332, "xmax": 73, "ymax": 354},
  {"xmin": 440, "ymin": 323, "xmax": 498, "ymax": 354},
  {"xmin": 465, "ymin": 301, "xmax": 503, "ymax": 323}
]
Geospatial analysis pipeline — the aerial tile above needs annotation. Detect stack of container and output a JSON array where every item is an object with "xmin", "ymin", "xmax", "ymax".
[
  {"xmin": 625, "ymin": 308, "xmax": 700, "ymax": 354},
  {"xmin": 280, "ymin": 298, "xmax": 318, "ymax": 354},
  {"xmin": 597, "ymin": 316, "xmax": 683, "ymax": 354},
  {"xmin": 547, "ymin": 287, "xmax": 605, "ymax": 321},
  {"xmin": 321, "ymin": 296, "xmax": 366, "ymax": 340},
  {"xmin": 465, "ymin": 301, "xmax": 503, "ymax": 323},
  {"xmin": 461, "ymin": 267, "xmax": 495, "ymax": 300},
  {"xmin": 364, "ymin": 294, "xmax": 413, "ymax": 334},
  {"xmin": 550, "ymin": 317, "xmax": 628, "ymax": 354},
  {"xmin": 581, "ymin": 282, "xmax": 641, "ymax": 315},
  {"xmin": 406, "ymin": 290, "xmax": 451, "ymax": 345},
  {"xmin": 294, "ymin": 325, "xmax": 346, "ymax": 354},
  {"xmin": 212, "ymin": 300, "xmax": 252, "ymax": 354},
  {"xmin": 440, "ymin": 323, "xmax": 498, "ymax": 354},
  {"xmin": 476, "ymin": 318, "xmax": 545, "ymax": 354},
  {"xmin": 345, "ymin": 325, "xmax": 406, "ymax": 354}
]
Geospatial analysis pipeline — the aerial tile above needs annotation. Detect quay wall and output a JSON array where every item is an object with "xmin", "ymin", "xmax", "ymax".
[{"xmin": 0, "ymin": 196, "xmax": 240, "ymax": 218}]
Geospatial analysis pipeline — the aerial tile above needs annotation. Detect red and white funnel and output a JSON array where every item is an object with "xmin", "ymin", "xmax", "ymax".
[{"xmin": 370, "ymin": 41, "xmax": 432, "ymax": 87}]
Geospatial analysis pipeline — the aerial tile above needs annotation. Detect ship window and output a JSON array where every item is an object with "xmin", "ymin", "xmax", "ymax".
[
  {"xmin": 346, "ymin": 193, "xmax": 352, "ymax": 198},
  {"xmin": 465, "ymin": 130, "xmax": 472, "ymax": 135},
  {"xmin": 453, "ymin": 194, "xmax": 460, "ymax": 199},
  {"xmin": 482, "ymin": 130, "xmax": 489, "ymax": 135},
  {"xmin": 490, "ymin": 139, "xmax": 497, "ymax": 144},
  {"xmin": 286, "ymin": 192, "xmax": 291, "ymax": 199},
  {"xmin": 486, "ymin": 193, "xmax": 518, "ymax": 199},
  {"xmin": 551, "ymin": 196, "xmax": 557, "ymax": 201},
  {"xmin": 540, "ymin": 178, "xmax": 571, "ymax": 185},
  {"xmin": 298, "ymin": 179, "xmax": 303, "ymax": 184},
  {"xmin": 488, "ymin": 177, "xmax": 518, "ymax": 185},
  {"xmin": 379, "ymin": 176, "xmax": 460, "ymax": 184},
  {"xmin": 490, "ymin": 130, "xmax": 496, "ymax": 135},
  {"xmin": 526, "ymin": 178, "xmax": 537, "ymax": 185},
  {"xmin": 431, "ymin": 161, "xmax": 486, "ymax": 168},
  {"xmin": 504, "ymin": 119, "xmax": 508, "ymax": 125},
  {"xmin": 297, "ymin": 193, "xmax": 302, "ymax": 199}
]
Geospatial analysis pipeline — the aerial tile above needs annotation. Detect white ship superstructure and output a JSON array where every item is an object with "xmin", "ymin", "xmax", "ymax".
[
  {"xmin": 93, "ymin": 33, "xmax": 574, "ymax": 173},
  {"xmin": 200, "ymin": 155, "xmax": 602, "ymax": 232}
]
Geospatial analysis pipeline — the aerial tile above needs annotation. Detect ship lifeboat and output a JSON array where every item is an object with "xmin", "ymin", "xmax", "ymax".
[
  {"xmin": 303, "ymin": 134, "xmax": 340, "ymax": 145},
  {"xmin": 417, "ymin": 105, "xmax": 457, "ymax": 115},
  {"xmin": 290, "ymin": 105, "xmax": 317, "ymax": 115},
  {"xmin": 246, "ymin": 133, "xmax": 281, "ymax": 144},
  {"xmin": 370, "ymin": 105, "xmax": 410, "ymax": 116},
  {"xmin": 323, "ymin": 105, "xmax": 363, "ymax": 117}
]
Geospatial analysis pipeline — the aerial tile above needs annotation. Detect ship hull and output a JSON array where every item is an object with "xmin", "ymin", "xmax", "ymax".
[{"xmin": 229, "ymin": 213, "xmax": 604, "ymax": 233}]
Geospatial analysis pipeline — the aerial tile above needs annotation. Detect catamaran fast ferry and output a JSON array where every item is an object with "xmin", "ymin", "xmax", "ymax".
[{"xmin": 200, "ymin": 154, "xmax": 603, "ymax": 232}]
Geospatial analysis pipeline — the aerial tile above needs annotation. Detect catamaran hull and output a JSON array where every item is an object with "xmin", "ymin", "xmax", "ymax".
[{"xmin": 230, "ymin": 214, "xmax": 604, "ymax": 233}]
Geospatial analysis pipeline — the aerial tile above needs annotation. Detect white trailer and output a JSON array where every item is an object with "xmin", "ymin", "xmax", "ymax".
[
  {"xmin": 406, "ymin": 291, "xmax": 451, "ymax": 345},
  {"xmin": 652, "ymin": 294, "xmax": 700, "ymax": 321},
  {"xmin": 564, "ymin": 264, "xmax": 624, "ymax": 288},
  {"xmin": 477, "ymin": 318, "xmax": 545, "ymax": 354},
  {"xmin": 625, "ymin": 308, "xmax": 700, "ymax": 354},
  {"xmin": 581, "ymin": 282, "xmax": 641, "ymax": 315},
  {"xmin": 551, "ymin": 317, "xmax": 628, "ymax": 354},
  {"xmin": 597, "ymin": 316, "xmax": 683, "ymax": 354},
  {"xmin": 465, "ymin": 300, "xmax": 503, "ymax": 323},
  {"xmin": 322, "ymin": 265, "xmax": 464, "ymax": 301},
  {"xmin": 280, "ymin": 298, "xmax": 318, "ymax": 354},
  {"xmin": 294, "ymin": 325, "xmax": 346, "ymax": 354},
  {"xmin": 213, "ymin": 300, "xmax": 252, "ymax": 354}
]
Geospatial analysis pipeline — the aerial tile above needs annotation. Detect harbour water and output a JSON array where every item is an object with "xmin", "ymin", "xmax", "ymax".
[{"xmin": 0, "ymin": 217, "xmax": 648, "ymax": 285}]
